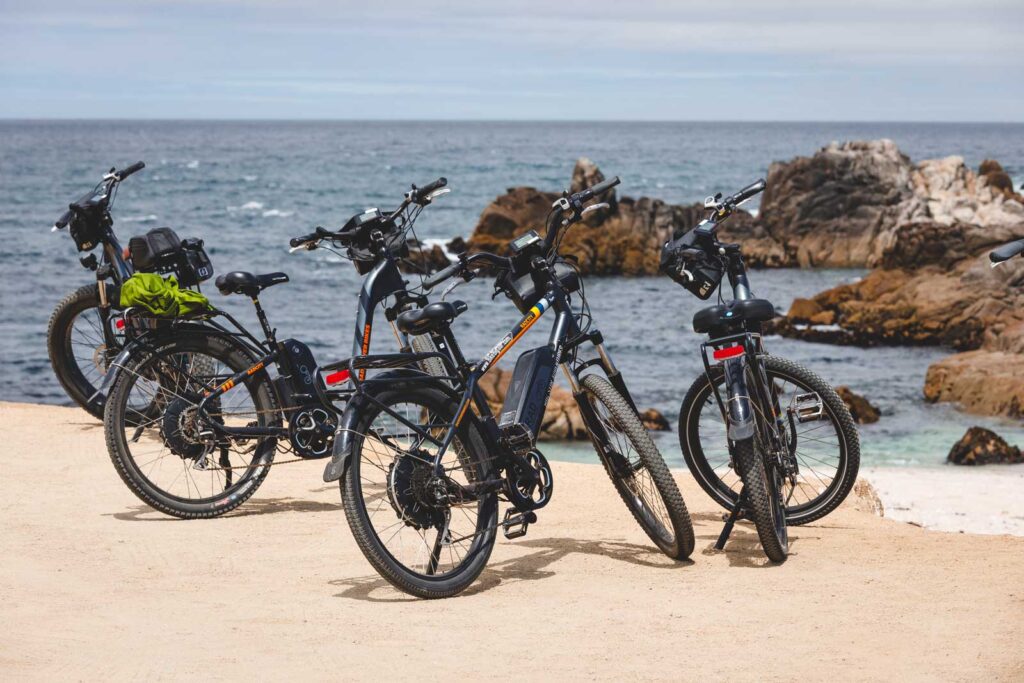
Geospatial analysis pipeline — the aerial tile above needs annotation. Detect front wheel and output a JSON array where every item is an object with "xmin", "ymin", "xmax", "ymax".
[
  {"xmin": 47, "ymin": 284, "xmax": 123, "ymax": 419},
  {"xmin": 580, "ymin": 374, "xmax": 695, "ymax": 560}
]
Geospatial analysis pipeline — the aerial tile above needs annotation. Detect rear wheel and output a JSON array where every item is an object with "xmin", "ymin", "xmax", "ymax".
[
  {"xmin": 341, "ymin": 378, "xmax": 498, "ymax": 599},
  {"xmin": 103, "ymin": 333, "xmax": 279, "ymax": 518},
  {"xmin": 47, "ymin": 284, "xmax": 123, "ymax": 419},
  {"xmin": 580, "ymin": 374, "xmax": 695, "ymax": 560},
  {"xmin": 679, "ymin": 355, "xmax": 860, "ymax": 526}
]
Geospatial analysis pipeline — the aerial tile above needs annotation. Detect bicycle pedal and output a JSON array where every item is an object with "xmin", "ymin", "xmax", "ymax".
[
  {"xmin": 502, "ymin": 508, "xmax": 537, "ymax": 540},
  {"xmin": 793, "ymin": 392, "xmax": 824, "ymax": 422},
  {"xmin": 500, "ymin": 423, "xmax": 535, "ymax": 457}
]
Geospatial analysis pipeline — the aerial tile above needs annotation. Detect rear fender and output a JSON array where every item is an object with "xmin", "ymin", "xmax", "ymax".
[
  {"xmin": 723, "ymin": 356, "xmax": 755, "ymax": 441},
  {"xmin": 322, "ymin": 368, "xmax": 463, "ymax": 483}
]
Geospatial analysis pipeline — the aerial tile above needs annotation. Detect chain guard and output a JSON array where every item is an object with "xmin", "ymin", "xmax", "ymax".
[{"xmin": 505, "ymin": 449, "xmax": 553, "ymax": 512}]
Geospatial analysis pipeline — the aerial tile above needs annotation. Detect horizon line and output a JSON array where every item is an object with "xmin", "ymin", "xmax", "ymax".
[{"xmin": 1, "ymin": 117, "xmax": 1022, "ymax": 125}]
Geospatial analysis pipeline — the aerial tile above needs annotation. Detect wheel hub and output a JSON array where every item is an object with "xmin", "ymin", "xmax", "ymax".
[
  {"xmin": 386, "ymin": 454, "xmax": 447, "ymax": 530},
  {"xmin": 161, "ymin": 397, "xmax": 211, "ymax": 459}
]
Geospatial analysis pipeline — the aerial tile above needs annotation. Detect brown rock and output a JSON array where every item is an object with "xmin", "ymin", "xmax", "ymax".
[
  {"xmin": 468, "ymin": 159, "xmax": 762, "ymax": 275},
  {"xmin": 787, "ymin": 298, "xmax": 823, "ymax": 322},
  {"xmin": 759, "ymin": 140, "xmax": 915, "ymax": 267},
  {"xmin": 639, "ymin": 408, "xmax": 670, "ymax": 431},
  {"xmin": 401, "ymin": 241, "xmax": 450, "ymax": 275},
  {"xmin": 835, "ymin": 386, "xmax": 881, "ymax": 424},
  {"xmin": 924, "ymin": 350, "xmax": 1024, "ymax": 418},
  {"xmin": 946, "ymin": 426, "xmax": 1023, "ymax": 465}
]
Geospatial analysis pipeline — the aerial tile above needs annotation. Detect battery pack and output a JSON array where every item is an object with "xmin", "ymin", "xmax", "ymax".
[{"xmin": 498, "ymin": 346, "xmax": 557, "ymax": 454}]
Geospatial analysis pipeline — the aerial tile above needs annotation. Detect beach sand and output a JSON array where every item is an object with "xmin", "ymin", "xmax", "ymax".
[{"xmin": 1, "ymin": 401, "xmax": 1022, "ymax": 681}]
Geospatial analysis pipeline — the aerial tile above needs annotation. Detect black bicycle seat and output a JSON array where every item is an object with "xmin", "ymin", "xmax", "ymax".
[
  {"xmin": 215, "ymin": 271, "xmax": 290, "ymax": 297},
  {"xmin": 693, "ymin": 298, "xmax": 775, "ymax": 334},
  {"xmin": 396, "ymin": 301, "xmax": 468, "ymax": 335}
]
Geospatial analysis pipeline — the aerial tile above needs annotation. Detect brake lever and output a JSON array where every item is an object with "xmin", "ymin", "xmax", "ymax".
[
  {"xmin": 289, "ymin": 243, "xmax": 316, "ymax": 254},
  {"xmin": 581, "ymin": 202, "xmax": 610, "ymax": 216},
  {"xmin": 426, "ymin": 187, "xmax": 451, "ymax": 201}
]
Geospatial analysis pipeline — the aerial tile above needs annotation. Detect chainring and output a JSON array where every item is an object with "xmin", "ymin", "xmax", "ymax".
[
  {"xmin": 505, "ymin": 449, "xmax": 554, "ymax": 512},
  {"xmin": 289, "ymin": 407, "xmax": 336, "ymax": 458}
]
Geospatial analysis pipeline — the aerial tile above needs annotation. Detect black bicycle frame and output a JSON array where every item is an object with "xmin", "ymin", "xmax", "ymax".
[{"xmin": 326, "ymin": 272, "xmax": 639, "ymax": 484}]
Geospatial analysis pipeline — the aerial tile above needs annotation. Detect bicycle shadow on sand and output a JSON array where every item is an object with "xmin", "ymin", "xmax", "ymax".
[
  {"xmin": 330, "ymin": 536, "xmax": 694, "ymax": 602},
  {"xmin": 696, "ymin": 521, "xmax": 806, "ymax": 568},
  {"xmin": 106, "ymin": 497, "xmax": 341, "ymax": 521}
]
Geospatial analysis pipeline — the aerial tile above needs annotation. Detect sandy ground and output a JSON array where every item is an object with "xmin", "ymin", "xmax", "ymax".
[
  {"xmin": 863, "ymin": 466, "xmax": 1024, "ymax": 536},
  {"xmin": 1, "ymin": 401, "xmax": 1022, "ymax": 682}
]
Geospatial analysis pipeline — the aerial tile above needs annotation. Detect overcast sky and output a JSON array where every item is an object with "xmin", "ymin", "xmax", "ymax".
[{"xmin": 1, "ymin": 0, "xmax": 1021, "ymax": 121}]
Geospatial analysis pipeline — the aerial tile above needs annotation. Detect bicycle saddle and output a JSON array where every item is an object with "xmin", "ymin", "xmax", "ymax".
[
  {"xmin": 693, "ymin": 298, "xmax": 775, "ymax": 334},
  {"xmin": 396, "ymin": 300, "xmax": 468, "ymax": 335},
  {"xmin": 215, "ymin": 271, "xmax": 290, "ymax": 297}
]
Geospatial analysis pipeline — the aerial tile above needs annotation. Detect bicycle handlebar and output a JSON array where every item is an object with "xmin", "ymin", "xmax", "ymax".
[
  {"xmin": 576, "ymin": 175, "xmax": 620, "ymax": 202},
  {"xmin": 724, "ymin": 178, "xmax": 766, "ymax": 206},
  {"xmin": 116, "ymin": 161, "xmax": 145, "ymax": 181},
  {"xmin": 422, "ymin": 251, "xmax": 512, "ymax": 291},
  {"xmin": 289, "ymin": 226, "xmax": 336, "ymax": 249},
  {"xmin": 409, "ymin": 177, "xmax": 447, "ymax": 204}
]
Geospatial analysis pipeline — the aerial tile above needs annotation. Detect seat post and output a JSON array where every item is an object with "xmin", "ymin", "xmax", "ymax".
[{"xmin": 251, "ymin": 297, "xmax": 275, "ymax": 343}]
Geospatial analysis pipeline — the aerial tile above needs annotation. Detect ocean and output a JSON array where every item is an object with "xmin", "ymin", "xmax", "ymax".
[{"xmin": 2, "ymin": 120, "xmax": 1023, "ymax": 467}]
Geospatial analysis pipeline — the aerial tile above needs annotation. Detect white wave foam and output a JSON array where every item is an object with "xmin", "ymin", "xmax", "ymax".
[
  {"xmin": 242, "ymin": 175, "xmax": 258, "ymax": 182},
  {"xmin": 122, "ymin": 214, "xmax": 158, "ymax": 223},
  {"xmin": 228, "ymin": 201, "xmax": 264, "ymax": 212},
  {"xmin": 186, "ymin": 160, "xmax": 199, "ymax": 169},
  {"xmin": 261, "ymin": 209, "xmax": 293, "ymax": 218}
]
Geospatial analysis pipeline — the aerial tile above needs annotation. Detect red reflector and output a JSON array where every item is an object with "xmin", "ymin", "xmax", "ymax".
[
  {"xmin": 325, "ymin": 369, "xmax": 350, "ymax": 385},
  {"xmin": 115, "ymin": 319, "xmax": 125, "ymax": 330},
  {"xmin": 712, "ymin": 345, "xmax": 745, "ymax": 361}
]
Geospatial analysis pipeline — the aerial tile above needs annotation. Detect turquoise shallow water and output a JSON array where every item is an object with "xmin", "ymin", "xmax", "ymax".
[{"xmin": 2, "ymin": 120, "xmax": 1023, "ymax": 467}]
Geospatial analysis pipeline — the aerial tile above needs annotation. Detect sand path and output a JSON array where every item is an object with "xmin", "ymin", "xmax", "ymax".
[{"xmin": 1, "ymin": 402, "xmax": 1021, "ymax": 681}]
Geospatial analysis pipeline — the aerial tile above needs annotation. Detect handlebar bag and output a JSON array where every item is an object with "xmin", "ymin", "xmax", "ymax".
[
  {"xmin": 499, "ymin": 260, "xmax": 581, "ymax": 313},
  {"xmin": 68, "ymin": 199, "xmax": 111, "ymax": 252},
  {"xmin": 660, "ymin": 230, "xmax": 724, "ymax": 300}
]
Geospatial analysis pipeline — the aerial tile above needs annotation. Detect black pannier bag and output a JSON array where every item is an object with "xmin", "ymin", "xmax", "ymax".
[
  {"xmin": 660, "ymin": 228, "xmax": 724, "ymax": 300},
  {"xmin": 129, "ymin": 227, "xmax": 214, "ymax": 287}
]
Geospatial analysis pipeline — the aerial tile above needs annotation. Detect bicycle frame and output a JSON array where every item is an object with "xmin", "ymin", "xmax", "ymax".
[{"xmin": 324, "ymin": 272, "xmax": 639, "ymax": 485}]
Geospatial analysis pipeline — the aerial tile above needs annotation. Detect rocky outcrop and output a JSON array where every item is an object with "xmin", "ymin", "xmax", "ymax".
[
  {"xmin": 835, "ymin": 386, "xmax": 881, "ymax": 424},
  {"xmin": 947, "ymin": 427, "xmax": 1023, "ymax": 465},
  {"xmin": 759, "ymin": 140, "xmax": 916, "ymax": 267},
  {"xmin": 766, "ymin": 144, "xmax": 1024, "ymax": 418},
  {"xmin": 639, "ymin": 408, "xmax": 670, "ymax": 432},
  {"xmin": 467, "ymin": 158, "xmax": 763, "ymax": 274}
]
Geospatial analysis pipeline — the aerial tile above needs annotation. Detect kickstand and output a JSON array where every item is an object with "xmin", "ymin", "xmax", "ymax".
[{"xmin": 715, "ymin": 487, "xmax": 747, "ymax": 551}]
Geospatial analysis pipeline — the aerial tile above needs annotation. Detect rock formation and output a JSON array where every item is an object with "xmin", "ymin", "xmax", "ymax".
[
  {"xmin": 946, "ymin": 426, "xmax": 1023, "ymax": 465},
  {"xmin": 467, "ymin": 158, "xmax": 765, "ymax": 274},
  {"xmin": 835, "ymin": 386, "xmax": 881, "ymax": 424},
  {"xmin": 765, "ymin": 143, "xmax": 1024, "ymax": 417}
]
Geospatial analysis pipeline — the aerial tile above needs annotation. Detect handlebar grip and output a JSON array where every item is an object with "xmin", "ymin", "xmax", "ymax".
[
  {"xmin": 422, "ymin": 261, "xmax": 461, "ymax": 290},
  {"xmin": 117, "ymin": 161, "xmax": 145, "ymax": 180},
  {"xmin": 289, "ymin": 232, "xmax": 320, "ymax": 248},
  {"xmin": 990, "ymin": 238, "xmax": 1024, "ymax": 264},
  {"xmin": 587, "ymin": 175, "xmax": 620, "ymax": 199},
  {"xmin": 54, "ymin": 209, "xmax": 74, "ymax": 230},
  {"xmin": 412, "ymin": 177, "xmax": 448, "ymax": 201},
  {"xmin": 728, "ymin": 178, "xmax": 766, "ymax": 205}
]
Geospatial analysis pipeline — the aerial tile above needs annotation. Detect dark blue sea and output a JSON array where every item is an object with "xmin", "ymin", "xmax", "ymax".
[{"xmin": 2, "ymin": 120, "xmax": 1023, "ymax": 466}]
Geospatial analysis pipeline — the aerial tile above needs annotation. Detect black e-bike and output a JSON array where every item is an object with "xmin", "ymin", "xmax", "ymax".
[
  {"xmin": 324, "ymin": 176, "xmax": 696, "ymax": 598},
  {"xmin": 661, "ymin": 179, "xmax": 860, "ymax": 563},
  {"xmin": 101, "ymin": 179, "xmax": 451, "ymax": 518}
]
